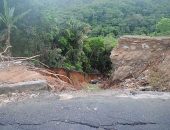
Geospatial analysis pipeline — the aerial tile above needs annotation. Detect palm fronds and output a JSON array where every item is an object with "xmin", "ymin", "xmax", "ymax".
[{"xmin": 13, "ymin": 9, "xmax": 31, "ymax": 24}]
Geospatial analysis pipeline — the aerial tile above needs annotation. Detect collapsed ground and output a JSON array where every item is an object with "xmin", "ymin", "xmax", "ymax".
[
  {"xmin": 0, "ymin": 36, "xmax": 170, "ymax": 95},
  {"xmin": 0, "ymin": 61, "xmax": 106, "ymax": 92},
  {"xmin": 110, "ymin": 36, "xmax": 170, "ymax": 91}
]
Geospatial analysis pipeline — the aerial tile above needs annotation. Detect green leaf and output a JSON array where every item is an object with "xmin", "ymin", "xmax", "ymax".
[
  {"xmin": 12, "ymin": 9, "xmax": 31, "ymax": 24},
  {"xmin": 0, "ymin": 13, "xmax": 7, "ymax": 25},
  {"xmin": 9, "ymin": 7, "xmax": 15, "ymax": 18},
  {"xmin": 3, "ymin": 0, "xmax": 9, "ymax": 20}
]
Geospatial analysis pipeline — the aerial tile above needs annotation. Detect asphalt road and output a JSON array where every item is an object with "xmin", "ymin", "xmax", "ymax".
[{"xmin": 0, "ymin": 91, "xmax": 170, "ymax": 130}]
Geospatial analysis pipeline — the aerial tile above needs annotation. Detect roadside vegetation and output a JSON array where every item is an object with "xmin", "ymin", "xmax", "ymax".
[{"xmin": 0, "ymin": 0, "xmax": 170, "ymax": 74}]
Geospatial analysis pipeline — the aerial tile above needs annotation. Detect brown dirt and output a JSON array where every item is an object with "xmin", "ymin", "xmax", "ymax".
[
  {"xmin": 51, "ymin": 68, "xmax": 102, "ymax": 88},
  {"xmin": 0, "ymin": 62, "xmax": 74, "ymax": 91},
  {"xmin": 110, "ymin": 36, "xmax": 170, "ymax": 91},
  {"xmin": 0, "ymin": 62, "xmax": 102, "ymax": 92},
  {"xmin": 0, "ymin": 65, "xmax": 44, "ymax": 84}
]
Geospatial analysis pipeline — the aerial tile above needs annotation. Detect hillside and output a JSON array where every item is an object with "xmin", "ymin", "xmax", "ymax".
[
  {"xmin": 110, "ymin": 36, "xmax": 170, "ymax": 91},
  {"xmin": 0, "ymin": 0, "xmax": 170, "ymax": 73}
]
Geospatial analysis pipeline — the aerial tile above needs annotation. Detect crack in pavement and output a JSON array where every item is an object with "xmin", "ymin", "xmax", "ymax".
[
  {"xmin": 50, "ymin": 119, "xmax": 106, "ymax": 129},
  {"xmin": 116, "ymin": 121, "xmax": 157, "ymax": 126},
  {"xmin": 0, "ymin": 123, "xmax": 6, "ymax": 126},
  {"xmin": 106, "ymin": 121, "xmax": 156, "ymax": 126},
  {"xmin": 0, "ymin": 119, "xmax": 116, "ymax": 130},
  {"xmin": 100, "ymin": 122, "xmax": 157, "ymax": 129},
  {"xmin": 0, "ymin": 119, "xmax": 157, "ymax": 130}
]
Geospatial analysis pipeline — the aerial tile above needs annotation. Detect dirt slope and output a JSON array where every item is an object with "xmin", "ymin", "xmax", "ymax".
[
  {"xmin": 0, "ymin": 62, "xmax": 74, "ymax": 91},
  {"xmin": 110, "ymin": 36, "xmax": 170, "ymax": 91}
]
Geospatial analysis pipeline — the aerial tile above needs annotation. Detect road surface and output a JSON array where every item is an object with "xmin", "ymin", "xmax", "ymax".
[{"xmin": 0, "ymin": 90, "xmax": 170, "ymax": 130}]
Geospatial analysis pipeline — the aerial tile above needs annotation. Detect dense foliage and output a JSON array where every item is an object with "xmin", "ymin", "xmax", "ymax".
[
  {"xmin": 0, "ymin": 0, "xmax": 170, "ymax": 73},
  {"xmin": 156, "ymin": 18, "xmax": 170, "ymax": 35}
]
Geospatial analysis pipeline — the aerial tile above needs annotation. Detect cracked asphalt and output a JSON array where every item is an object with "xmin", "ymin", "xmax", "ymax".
[{"xmin": 0, "ymin": 91, "xmax": 170, "ymax": 130}]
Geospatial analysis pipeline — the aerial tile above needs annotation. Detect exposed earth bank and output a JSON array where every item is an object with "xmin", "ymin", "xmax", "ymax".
[
  {"xmin": 110, "ymin": 36, "xmax": 170, "ymax": 91},
  {"xmin": 0, "ymin": 61, "xmax": 103, "ymax": 94}
]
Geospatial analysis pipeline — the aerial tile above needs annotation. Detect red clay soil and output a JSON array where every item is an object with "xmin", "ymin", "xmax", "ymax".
[
  {"xmin": 0, "ymin": 63, "xmax": 74, "ymax": 91},
  {"xmin": 0, "ymin": 62, "xmax": 102, "ymax": 91},
  {"xmin": 51, "ymin": 68, "xmax": 102, "ymax": 87},
  {"xmin": 0, "ymin": 65, "xmax": 44, "ymax": 84}
]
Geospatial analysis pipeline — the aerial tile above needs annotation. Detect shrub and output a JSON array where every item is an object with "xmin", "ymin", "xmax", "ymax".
[{"xmin": 41, "ymin": 48, "xmax": 65, "ymax": 68}]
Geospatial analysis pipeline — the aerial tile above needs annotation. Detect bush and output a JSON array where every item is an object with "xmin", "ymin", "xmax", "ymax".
[
  {"xmin": 41, "ymin": 48, "xmax": 65, "ymax": 68},
  {"xmin": 156, "ymin": 18, "xmax": 170, "ymax": 36},
  {"xmin": 83, "ymin": 35, "xmax": 117, "ymax": 73}
]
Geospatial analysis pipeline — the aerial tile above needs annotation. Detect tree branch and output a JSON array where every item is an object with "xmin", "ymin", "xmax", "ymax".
[
  {"xmin": 13, "ymin": 55, "xmax": 41, "ymax": 61},
  {"xmin": 37, "ymin": 68, "xmax": 74, "ymax": 85},
  {"xmin": 0, "ymin": 45, "xmax": 12, "ymax": 55}
]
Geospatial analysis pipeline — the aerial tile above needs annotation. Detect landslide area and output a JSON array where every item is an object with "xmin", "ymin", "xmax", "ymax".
[
  {"xmin": 110, "ymin": 36, "xmax": 170, "ymax": 91},
  {"xmin": 0, "ymin": 61, "xmax": 102, "ymax": 92},
  {"xmin": 0, "ymin": 62, "xmax": 74, "ymax": 91}
]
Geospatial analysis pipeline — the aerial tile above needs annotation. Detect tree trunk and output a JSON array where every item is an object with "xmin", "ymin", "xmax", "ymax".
[{"xmin": 5, "ymin": 26, "xmax": 11, "ymax": 56}]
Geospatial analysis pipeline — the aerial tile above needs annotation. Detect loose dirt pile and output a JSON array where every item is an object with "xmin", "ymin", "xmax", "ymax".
[{"xmin": 110, "ymin": 36, "xmax": 170, "ymax": 91}]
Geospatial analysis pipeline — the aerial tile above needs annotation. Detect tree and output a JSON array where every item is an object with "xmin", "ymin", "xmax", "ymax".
[
  {"xmin": 156, "ymin": 18, "xmax": 170, "ymax": 35},
  {"xmin": 55, "ymin": 20, "xmax": 91, "ymax": 71},
  {"xmin": 0, "ymin": 0, "xmax": 30, "ymax": 55},
  {"xmin": 0, "ymin": 0, "xmax": 170, "ymax": 73},
  {"xmin": 84, "ymin": 36, "xmax": 117, "ymax": 73}
]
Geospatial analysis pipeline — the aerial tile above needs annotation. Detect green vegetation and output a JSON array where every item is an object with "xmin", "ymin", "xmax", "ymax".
[
  {"xmin": 84, "ymin": 36, "xmax": 117, "ymax": 73},
  {"xmin": 156, "ymin": 18, "xmax": 170, "ymax": 36},
  {"xmin": 0, "ymin": 0, "xmax": 30, "ymax": 55},
  {"xmin": 0, "ymin": 0, "xmax": 170, "ymax": 73}
]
